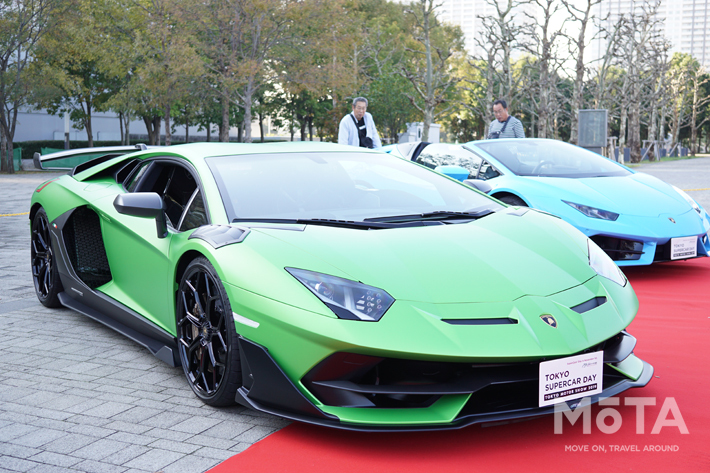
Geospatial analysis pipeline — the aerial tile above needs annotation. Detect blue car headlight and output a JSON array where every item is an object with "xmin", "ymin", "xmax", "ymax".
[
  {"xmin": 672, "ymin": 185, "xmax": 702, "ymax": 214},
  {"xmin": 588, "ymin": 239, "xmax": 627, "ymax": 286},
  {"xmin": 564, "ymin": 201, "xmax": 619, "ymax": 221},
  {"xmin": 286, "ymin": 268, "xmax": 394, "ymax": 321}
]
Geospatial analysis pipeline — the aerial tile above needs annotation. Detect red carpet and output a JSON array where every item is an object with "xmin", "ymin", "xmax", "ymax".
[{"xmin": 211, "ymin": 258, "xmax": 710, "ymax": 472}]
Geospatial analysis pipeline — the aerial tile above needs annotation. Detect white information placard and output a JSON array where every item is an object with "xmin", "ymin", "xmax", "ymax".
[
  {"xmin": 539, "ymin": 351, "xmax": 604, "ymax": 407},
  {"xmin": 671, "ymin": 236, "xmax": 697, "ymax": 260}
]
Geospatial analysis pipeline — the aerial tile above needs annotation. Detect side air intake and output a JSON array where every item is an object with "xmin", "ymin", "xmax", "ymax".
[{"xmin": 63, "ymin": 207, "xmax": 112, "ymax": 289}]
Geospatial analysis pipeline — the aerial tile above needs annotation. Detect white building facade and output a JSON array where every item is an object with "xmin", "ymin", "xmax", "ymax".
[
  {"xmin": 392, "ymin": 0, "xmax": 535, "ymax": 58},
  {"xmin": 591, "ymin": 0, "xmax": 710, "ymax": 67},
  {"xmin": 440, "ymin": 0, "xmax": 536, "ymax": 57}
]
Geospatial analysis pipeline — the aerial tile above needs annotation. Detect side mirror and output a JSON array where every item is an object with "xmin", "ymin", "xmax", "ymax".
[
  {"xmin": 463, "ymin": 179, "xmax": 492, "ymax": 194},
  {"xmin": 435, "ymin": 165, "xmax": 470, "ymax": 182},
  {"xmin": 113, "ymin": 192, "xmax": 168, "ymax": 238}
]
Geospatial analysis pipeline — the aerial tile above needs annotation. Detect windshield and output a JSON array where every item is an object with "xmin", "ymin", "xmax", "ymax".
[
  {"xmin": 207, "ymin": 152, "xmax": 502, "ymax": 222},
  {"xmin": 473, "ymin": 140, "xmax": 631, "ymax": 178},
  {"xmin": 414, "ymin": 144, "xmax": 483, "ymax": 177}
]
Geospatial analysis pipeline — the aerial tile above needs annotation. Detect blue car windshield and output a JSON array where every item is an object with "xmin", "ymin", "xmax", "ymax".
[
  {"xmin": 473, "ymin": 140, "xmax": 632, "ymax": 178},
  {"xmin": 207, "ymin": 152, "xmax": 502, "ymax": 221}
]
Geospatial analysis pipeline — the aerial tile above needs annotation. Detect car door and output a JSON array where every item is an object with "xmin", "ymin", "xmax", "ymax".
[{"xmin": 97, "ymin": 158, "xmax": 209, "ymax": 333}]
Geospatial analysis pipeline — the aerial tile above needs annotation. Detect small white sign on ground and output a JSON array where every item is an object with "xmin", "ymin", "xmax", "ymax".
[
  {"xmin": 670, "ymin": 236, "xmax": 697, "ymax": 260},
  {"xmin": 539, "ymin": 351, "xmax": 604, "ymax": 407}
]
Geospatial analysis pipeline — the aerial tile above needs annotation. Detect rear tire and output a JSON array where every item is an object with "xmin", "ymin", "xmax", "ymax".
[
  {"xmin": 498, "ymin": 195, "xmax": 528, "ymax": 207},
  {"xmin": 31, "ymin": 208, "xmax": 63, "ymax": 308},
  {"xmin": 176, "ymin": 257, "xmax": 241, "ymax": 406}
]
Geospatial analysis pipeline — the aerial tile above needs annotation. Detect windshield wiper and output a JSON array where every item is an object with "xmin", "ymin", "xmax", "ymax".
[
  {"xmin": 364, "ymin": 209, "xmax": 496, "ymax": 223},
  {"xmin": 231, "ymin": 217, "xmax": 438, "ymax": 230}
]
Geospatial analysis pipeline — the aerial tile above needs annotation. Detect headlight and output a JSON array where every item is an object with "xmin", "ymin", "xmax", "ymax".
[
  {"xmin": 672, "ymin": 185, "xmax": 701, "ymax": 214},
  {"xmin": 564, "ymin": 201, "xmax": 619, "ymax": 221},
  {"xmin": 286, "ymin": 268, "xmax": 394, "ymax": 321},
  {"xmin": 588, "ymin": 239, "xmax": 627, "ymax": 287}
]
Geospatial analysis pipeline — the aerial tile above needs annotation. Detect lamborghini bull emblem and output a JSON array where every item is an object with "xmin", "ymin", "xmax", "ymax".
[{"xmin": 540, "ymin": 314, "xmax": 557, "ymax": 328}]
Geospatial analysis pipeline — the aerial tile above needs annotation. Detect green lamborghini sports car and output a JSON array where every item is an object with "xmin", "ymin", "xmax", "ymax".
[{"xmin": 29, "ymin": 142, "xmax": 652, "ymax": 430}]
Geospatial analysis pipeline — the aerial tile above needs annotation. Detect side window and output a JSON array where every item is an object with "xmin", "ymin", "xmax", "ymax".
[
  {"xmin": 116, "ymin": 159, "xmax": 140, "ymax": 186},
  {"xmin": 416, "ymin": 144, "xmax": 483, "ymax": 178},
  {"xmin": 178, "ymin": 189, "xmax": 208, "ymax": 231},
  {"xmin": 415, "ymin": 154, "xmax": 438, "ymax": 170},
  {"xmin": 125, "ymin": 162, "xmax": 152, "ymax": 192},
  {"xmin": 479, "ymin": 161, "xmax": 501, "ymax": 180},
  {"xmin": 161, "ymin": 166, "xmax": 198, "ymax": 228},
  {"xmin": 124, "ymin": 160, "xmax": 207, "ymax": 231}
]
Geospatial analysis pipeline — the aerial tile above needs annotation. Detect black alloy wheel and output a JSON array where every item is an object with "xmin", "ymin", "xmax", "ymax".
[
  {"xmin": 31, "ymin": 208, "xmax": 63, "ymax": 308},
  {"xmin": 177, "ymin": 257, "xmax": 241, "ymax": 406}
]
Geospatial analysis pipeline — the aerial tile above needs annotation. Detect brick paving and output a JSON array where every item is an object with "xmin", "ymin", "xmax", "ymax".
[{"xmin": 0, "ymin": 172, "xmax": 289, "ymax": 473}]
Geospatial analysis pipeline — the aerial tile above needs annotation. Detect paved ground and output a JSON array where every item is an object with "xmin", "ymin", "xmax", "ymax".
[
  {"xmin": 0, "ymin": 173, "xmax": 289, "ymax": 473},
  {"xmin": 0, "ymin": 157, "xmax": 707, "ymax": 472}
]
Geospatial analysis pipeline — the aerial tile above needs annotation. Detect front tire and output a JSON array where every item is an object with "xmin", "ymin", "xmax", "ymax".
[
  {"xmin": 177, "ymin": 257, "xmax": 241, "ymax": 406},
  {"xmin": 31, "ymin": 208, "xmax": 63, "ymax": 308},
  {"xmin": 498, "ymin": 195, "xmax": 528, "ymax": 207}
]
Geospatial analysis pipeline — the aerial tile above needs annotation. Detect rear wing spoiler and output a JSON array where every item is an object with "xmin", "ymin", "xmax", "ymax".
[{"xmin": 33, "ymin": 144, "xmax": 150, "ymax": 171}]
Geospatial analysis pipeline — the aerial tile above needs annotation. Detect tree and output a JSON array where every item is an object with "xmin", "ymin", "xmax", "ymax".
[
  {"xmin": 687, "ymin": 63, "xmax": 710, "ymax": 155},
  {"xmin": 134, "ymin": 0, "xmax": 202, "ymax": 146},
  {"xmin": 521, "ymin": 0, "xmax": 566, "ymax": 138},
  {"xmin": 456, "ymin": 59, "xmax": 490, "ymax": 139},
  {"xmin": 31, "ymin": 0, "xmax": 128, "ymax": 148},
  {"xmin": 0, "ymin": 0, "xmax": 54, "ymax": 172},
  {"xmin": 615, "ymin": 0, "xmax": 663, "ymax": 162},
  {"xmin": 358, "ymin": 3, "xmax": 418, "ymax": 143},
  {"xmin": 562, "ymin": 0, "xmax": 602, "ymax": 145},
  {"xmin": 466, "ymin": 0, "xmax": 527, "ymax": 137},
  {"xmin": 643, "ymin": 38, "xmax": 670, "ymax": 159},
  {"xmin": 191, "ymin": 0, "xmax": 302, "ymax": 143},
  {"xmin": 365, "ymin": 71, "xmax": 418, "ymax": 143},
  {"xmin": 279, "ymin": 0, "xmax": 359, "ymax": 141},
  {"xmin": 666, "ymin": 53, "xmax": 695, "ymax": 148},
  {"xmin": 94, "ymin": 0, "xmax": 165, "ymax": 145},
  {"xmin": 400, "ymin": 0, "xmax": 464, "ymax": 142},
  {"xmin": 588, "ymin": 14, "xmax": 623, "ymax": 114}
]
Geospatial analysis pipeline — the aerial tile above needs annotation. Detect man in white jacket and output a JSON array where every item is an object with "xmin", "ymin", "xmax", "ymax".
[{"xmin": 338, "ymin": 97, "xmax": 382, "ymax": 148}]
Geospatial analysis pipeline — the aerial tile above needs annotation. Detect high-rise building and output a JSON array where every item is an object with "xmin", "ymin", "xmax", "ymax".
[
  {"xmin": 439, "ymin": 0, "xmax": 536, "ymax": 57},
  {"xmin": 590, "ymin": 0, "xmax": 710, "ymax": 67}
]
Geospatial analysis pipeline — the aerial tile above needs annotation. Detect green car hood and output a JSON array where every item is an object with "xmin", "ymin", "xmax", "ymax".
[{"xmin": 243, "ymin": 209, "xmax": 595, "ymax": 304}]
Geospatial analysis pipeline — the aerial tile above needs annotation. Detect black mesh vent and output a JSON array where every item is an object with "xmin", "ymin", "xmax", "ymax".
[
  {"xmin": 591, "ymin": 235, "xmax": 644, "ymax": 261},
  {"xmin": 63, "ymin": 207, "xmax": 112, "ymax": 289}
]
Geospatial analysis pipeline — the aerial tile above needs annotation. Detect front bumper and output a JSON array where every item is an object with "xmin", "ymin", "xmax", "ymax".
[
  {"xmin": 574, "ymin": 209, "xmax": 710, "ymax": 266},
  {"xmin": 226, "ymin": 270, "xmax": 644, "ymax": 430},
  {"xmin": 234, "ymin": 332, "xmax": 653, "ymax": 431}
]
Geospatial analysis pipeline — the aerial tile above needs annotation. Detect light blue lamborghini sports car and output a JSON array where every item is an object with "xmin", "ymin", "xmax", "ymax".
[{"xmin": 387, "ymin": 139, "xmax": 710, "ymax": 266}]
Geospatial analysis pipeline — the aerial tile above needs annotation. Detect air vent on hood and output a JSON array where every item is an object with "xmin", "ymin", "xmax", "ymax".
[{"xmin": 570, "ymin": 296, "xmax": 607, "ymax": 314}]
